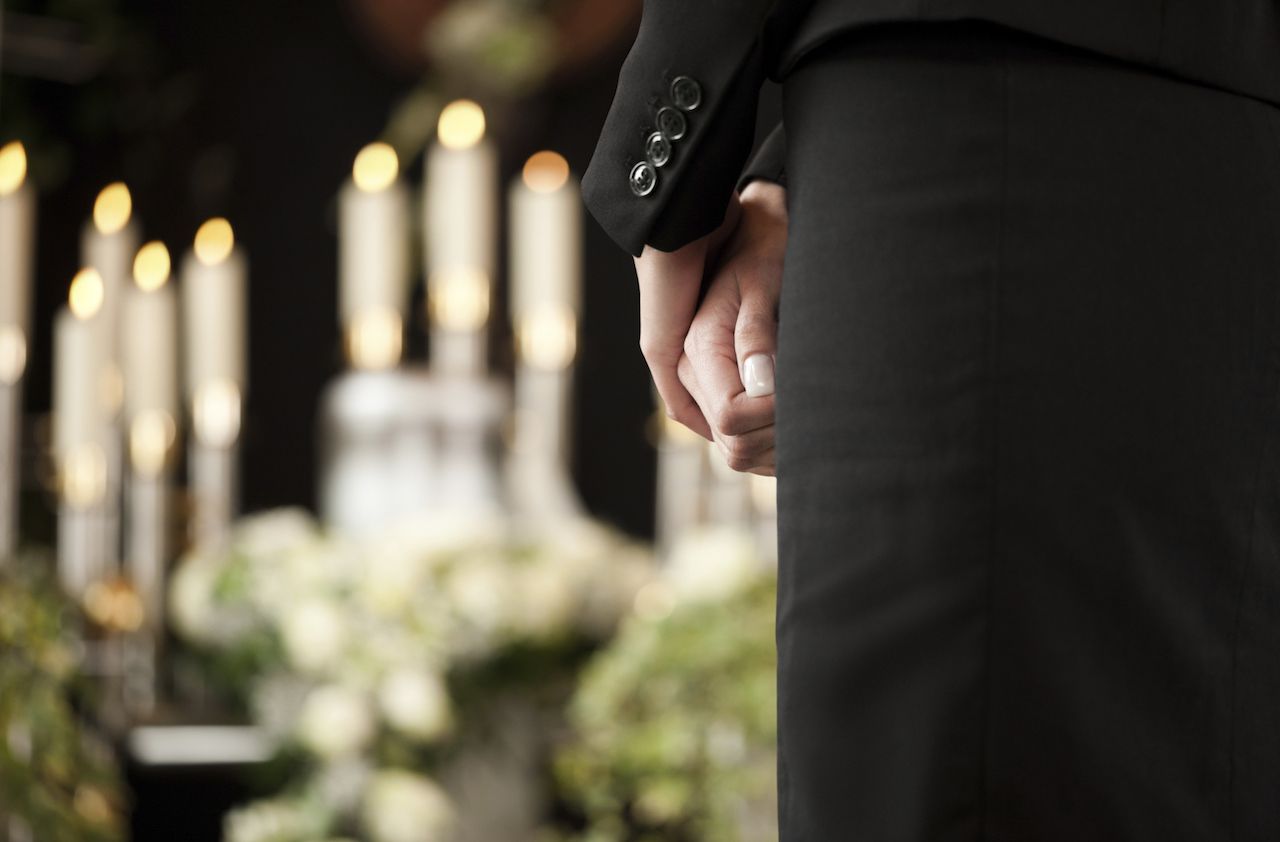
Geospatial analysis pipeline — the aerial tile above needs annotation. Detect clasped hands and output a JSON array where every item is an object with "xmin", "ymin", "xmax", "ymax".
[{"xmin": 634, "ymin": 180, "xmax": 787, "ymax": 476}]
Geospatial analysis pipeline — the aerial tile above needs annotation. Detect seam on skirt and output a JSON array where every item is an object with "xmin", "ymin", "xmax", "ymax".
[
  {"xmin": 977, "ymin": 43, "xmax": 1012, "ymax": 842},
  {"xmin": 1227, "ymin": 100, "xmax": 1280, "ymax": 842}
]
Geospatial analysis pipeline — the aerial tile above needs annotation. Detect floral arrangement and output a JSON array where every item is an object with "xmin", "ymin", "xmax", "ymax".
[
  {"xmin": 423, "ymin": 0, "xmax": 560, "ymax": 97},
  {"xmin": 548, "ymin": 526, "xmax": 779, "ymax": 842},
  {"xmin": 168, "ymin": 507, "xmax": 657, "ymax": 842},
  {"xmin": 0, "ymin": 554, "xmax": 127, "ymax": 842}
]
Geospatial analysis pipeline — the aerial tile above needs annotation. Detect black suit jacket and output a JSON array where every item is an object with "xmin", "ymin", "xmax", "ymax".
[{"xmin": 582, "ymin": 0, "xmax": 1280, "ymax": 258}]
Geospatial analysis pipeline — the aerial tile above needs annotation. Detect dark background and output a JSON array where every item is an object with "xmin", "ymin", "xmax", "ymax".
[
  {"xmin": 2, "ymin": 0, "xmax": 780, "ymax": 542},
  {"xmin": 3, "ymin": 2, "xmax": 781, "ymax": 838}
]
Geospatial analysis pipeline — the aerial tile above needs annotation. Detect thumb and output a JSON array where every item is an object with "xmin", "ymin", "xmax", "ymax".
[{"xmin": 735, "ymin": 284, "xmax": 778, "ymax": 398}]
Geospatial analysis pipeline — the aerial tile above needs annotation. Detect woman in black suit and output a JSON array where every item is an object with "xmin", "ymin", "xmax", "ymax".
[{"xmin": 583, "ymin": 4, "xmax": 1280, "ymax": 840}]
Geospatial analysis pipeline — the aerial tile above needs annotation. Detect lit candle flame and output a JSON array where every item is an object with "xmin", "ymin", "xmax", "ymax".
[
  {"xmin": 93, "ymin": 182, "xmax": 132, "ymax": 235},
  {"xmin": 130, "ymin": 410, "xmax": 176, "ymax": 476},
  {"xmin": 428, "ymin": 268, "xmax": 490, "ymax": 331},
  {"xmin": 194, "ymin": 218, "xmax": 235, "ymax": 266},
  {"xmin": 62, "ymin": 443, "xmax": 107, "ymax": 508},
  {"xmin": 0, "ymin": 327, "xmax": 26, "ymax": 385},
  {"xmin": 353, "ymin": 142, "xmax": 399, "ymax": 192},
  {"xmin": 516, "ymin": 304, "xmax": 577, "ymax": 370},
  {"xmin": 522, "ymin": 151, "xmax": 570, "ymax": 194},
  {"xmin": 69, "ymin": 269, "xmax": 105, "ymax": 320},
  {"xmin": 133, "ymin": 241, "xmax": 171, "ymax": 292},
  {"xmin": 438, "ymin": 100, "xmax": 486, "ymax": 150},
  {"xmin": 347, "ymin": 308, "xmax": 403, "ymax": 370},
  {"xmin": 192, "ymin": 379, "xmax": 241, "ymax": 448},
  {"xmin": 0, "ymin": 141, "xmax": 27, "ymax": 196}
]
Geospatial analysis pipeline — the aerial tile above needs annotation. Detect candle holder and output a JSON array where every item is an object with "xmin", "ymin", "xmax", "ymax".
[
  {"xmin": 319, "ymin": 367, "xmax": 441, "ymax": 537},
  {"xmin": 436, "ymin": 374, "xmax": 509, "ymax": 516},
  {"xmin": 651, "ymin": 407, "xmax": 708, "ymax": 561},
  {"xmin": 506, "ymin": 306, "xmax": 583, "ymax": 521},
  {"xmin": 123, "ymin": 411, "xmax": 176, "ymax": 717},
  {"xmin": 57, "ymin": 443, "xmax": 109, "ymax": 597}
]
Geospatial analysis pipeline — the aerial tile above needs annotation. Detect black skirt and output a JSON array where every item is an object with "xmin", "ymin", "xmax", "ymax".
[{"xmin": 773, "ymin": 20, "xmax": 1280, "ymax": 841}]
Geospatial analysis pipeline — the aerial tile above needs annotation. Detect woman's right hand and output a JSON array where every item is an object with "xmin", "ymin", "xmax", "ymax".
[{"xmin": 676, "ymin": 179, "xmax": 788, "ymax": 475}]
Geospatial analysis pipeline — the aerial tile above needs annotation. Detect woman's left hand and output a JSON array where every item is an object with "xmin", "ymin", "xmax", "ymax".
[{"xmin": 633, "ymin": 196, "xmax": 742, "ymax": 441}]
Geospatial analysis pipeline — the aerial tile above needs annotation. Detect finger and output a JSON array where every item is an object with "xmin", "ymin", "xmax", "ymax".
[
  {"xmin": 635, "ymin": 244, "xmax": 712, "ymax": 440},
  {"xmin": 735, "ymin": 277, "xmax": 779, "ymax": 398},
  {"xmin": 676, "ymin": 352, "xmax": 716, "ymax": 441},
  {"xmin": 660, "ymin": 362, "xmax": 712, "ymax": 440},
  {"xmin": 717, "ymin": 426, "xmax": 775, "ymax": 471},
  {"xmin": 685, "ymin": 321, "xmax": 776, "ymax": 436},
  {"xmin": 715, "ymin": 438, "xmax": 776, "ymax": 475}
]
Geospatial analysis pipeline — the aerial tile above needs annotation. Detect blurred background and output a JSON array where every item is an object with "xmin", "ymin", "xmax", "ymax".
[{"xmin": 1, "ymin": 1, "xmax": 783, "ymax": 840}]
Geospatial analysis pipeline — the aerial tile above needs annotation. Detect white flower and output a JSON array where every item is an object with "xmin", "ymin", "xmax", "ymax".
[
  {"xmin": 280, "ymin": 598, "xmax": 349, "ymax": 674},
  {"xmin": 362, "ymin": 770, "xmax": 455, "ymax": 842},
  {"xmin": 664, "ymin": 525, "xmax": 763, "ymax": 604},
  {"xmin": 506, "ymin": 560, "xmax": 578, "ymax": 639},
  {"xmin": 315, "ymin": 758, "xmax": 373, "ymax": 814},
  {"xmin": 359, "ymin": 542, "xmax": 432, "ymax": 617},
  {"xmin": 377, "ymin": 667, "xmax": 451, "ymax": 742},
  {"xmin": 446, "ymin": 555, "xmax": 511, "ymax": 638},
  {"xmin": 296, "ymin": 684, "xmax": 376, "ymax": 759},
  {"xmin": 168, "ymin": 553, "xmax": 257, "ymax": 646},
  {"xmin": 224, "ymin": 796, "xmax": 326, "ymax": 842},
  {"xmin": 234, "ymin": 507, "xmax": 319, "ymax": 559},
  {"xmin": 167, "ymin": 553, "xmax": 220, "ymax": 644}
]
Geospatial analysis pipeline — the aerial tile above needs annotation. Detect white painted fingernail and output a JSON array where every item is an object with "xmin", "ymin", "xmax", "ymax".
[{"xmin": 742, "ymin": 353, "xmax": 775, "ymax": 397}]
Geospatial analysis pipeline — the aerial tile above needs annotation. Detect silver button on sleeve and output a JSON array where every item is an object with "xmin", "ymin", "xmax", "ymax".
[
  {"xmin": 670, "ymin": 76, "xmax": 702, "ymax": 111},
  {"xmin": 656, "ymin": 106, "xmax": 687, "ymax": 141},
  {"xmin": 645, "ymin": 131, "xmax": 672, "ymax": 167},
  {"xmin": 629, "ymin": 161, "xmax": 657, "ymax": 197}
]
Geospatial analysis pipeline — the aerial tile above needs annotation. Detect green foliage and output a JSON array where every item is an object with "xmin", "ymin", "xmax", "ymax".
[
  {"xmin": 552, "ymin": 573, "xmax": 779, "ymax": 842},
  {"xmin": 0, "ymin": 555, "xmax": 126, "ymax": 842}
]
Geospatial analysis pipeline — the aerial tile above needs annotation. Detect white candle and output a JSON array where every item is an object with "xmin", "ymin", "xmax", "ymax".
[
  {"xmin": 0, "ymin": 141, "xmax": 34, "ymax": 557},
  {"xmin": 123, "ymin": 241, "xmax": 179, "ymax": 470},
  {"xmin": 81, "ymin": 182, "xmax": 140, "ymax": 401},
  {"xmin": 53, "ymin": 270, "xmax": 108, "ymax": 494},
  {"xmin": 181, "ymin": 218, "xmax": 246, "ymax": 444},
  {"xmin": 510, "ymin": 151, "xmax": 582, "ymax": 315},
  {"xmin": 339, "ymin": 142, "xmax": 409, "ymax": 370},
  {"xmin": 509, "ymin": 150, "xmax": 582, "ymax": 369},
  {"xmin": 425, "ymin": 100, "xmax": 497, "ymax": 374},
  {"xmin": 0, "ymin": 142, "xmax": 34, "ymax": 385},
  {"xmin": 504, "ymin": 151, "xmax": 585, "ymax": 519}
]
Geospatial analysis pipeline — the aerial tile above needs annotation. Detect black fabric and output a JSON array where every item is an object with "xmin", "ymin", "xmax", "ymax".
[
  {"xmin": 737, "ymin": 121, "xmax": 788, "ymax": 194},
  {"xmin": 583, "ymin": 0, "xmax": 1280, "ymax": 258},
  {"xmin": 773, "ymin": 20, "xmax": 1280, "ymax": 841}
]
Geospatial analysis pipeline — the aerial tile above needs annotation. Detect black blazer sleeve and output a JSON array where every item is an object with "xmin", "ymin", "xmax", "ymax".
[
  {"xmin": 582, "ymin": 0, "xmax": 807, "ymax": 257},
  {"xmin": 736, "ymin": 121, "xmax": 787, "ymax": 193}
]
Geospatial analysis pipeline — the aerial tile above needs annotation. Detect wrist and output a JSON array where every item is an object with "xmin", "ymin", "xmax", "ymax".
[{"xmin": 739, "ymin": 179, "xmax": 787, "ymax": 219}]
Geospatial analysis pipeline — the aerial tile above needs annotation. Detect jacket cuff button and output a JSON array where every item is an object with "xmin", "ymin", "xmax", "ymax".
[
  {"xmin": 670, "ymin": 76, "xmax": 702, "ymax": 111},
  {"xmin": 645, "ymin": 131, "xmax": 672, "ymax": 167},
  {"xmin": 656, "ymin": 106, "xmax": 687, "ymax": 141},
  {"xmin": 629, "ymin": 161, "xmax": 657, "ymax": 197}
]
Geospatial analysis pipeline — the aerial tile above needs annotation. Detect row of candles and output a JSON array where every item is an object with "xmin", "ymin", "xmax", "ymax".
[{"xmin": 0, "ymin": 97, "xmax": 584, "ymax": 619}]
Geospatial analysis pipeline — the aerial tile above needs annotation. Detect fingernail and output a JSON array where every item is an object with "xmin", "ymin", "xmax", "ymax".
[{"xmin": 742, "ymin": 353, "xmax": 775, "ymax": 397}]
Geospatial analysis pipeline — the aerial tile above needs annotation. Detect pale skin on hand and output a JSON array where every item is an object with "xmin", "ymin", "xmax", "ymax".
[{"xmin": 633, "ymin": 179, "xmax": 788, "ymax": 475}]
